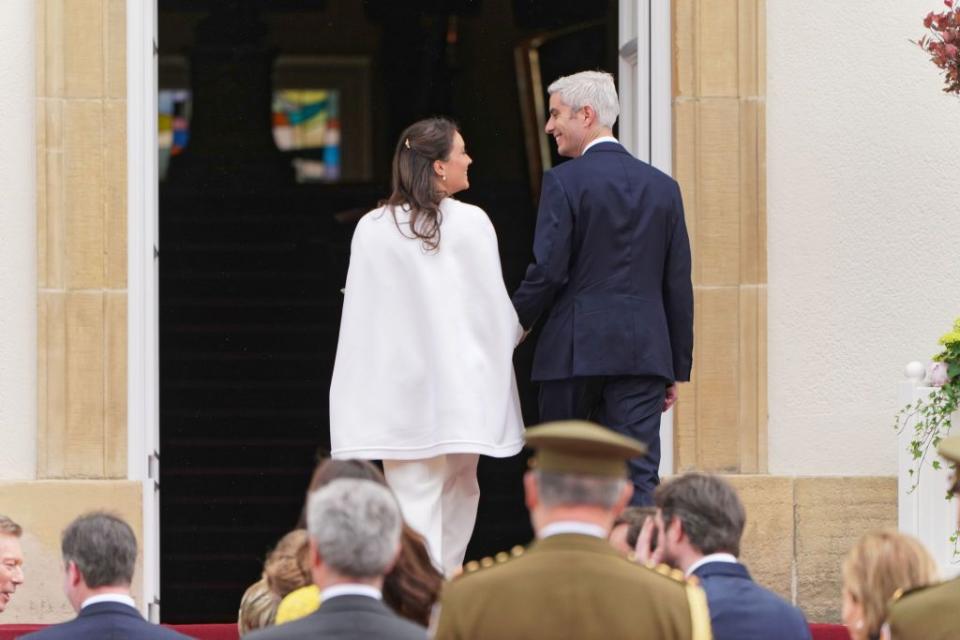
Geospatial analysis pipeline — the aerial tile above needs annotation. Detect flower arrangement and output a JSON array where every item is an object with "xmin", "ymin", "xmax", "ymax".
[
  {"xmin": 895, "ymin": 317, "xmax": 960, "ymax": 554},
  {"xmin": 896, "ymin": 317, "xmax": 960, "ymax": 483},
  {"xmin": 917, "ymin": 1, "xmax": 960, "ymax": 94}
]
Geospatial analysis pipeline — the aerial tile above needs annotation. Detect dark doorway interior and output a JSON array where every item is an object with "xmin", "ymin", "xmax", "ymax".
[{"xmin": 158, "ymin": 0, "xmax": 616, "ymax": 622}]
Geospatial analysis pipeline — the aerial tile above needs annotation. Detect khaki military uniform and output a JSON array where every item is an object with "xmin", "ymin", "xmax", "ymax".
[
  {"xmin": 885, "ymin": 576, "xmax": 960, "ymax": 640},
  {"xmin": 435, "ymin": 533, "xmax": 711, "ymax": 640}
]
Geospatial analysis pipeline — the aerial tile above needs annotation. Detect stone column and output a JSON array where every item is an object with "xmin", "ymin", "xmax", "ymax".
[
  {"xmin": 672, "ymin": 0, "xmax": 767, "ymax": 473},
  {"xmin": 36, "ymin": 0, "xmax": 128, "ymax": 478}
]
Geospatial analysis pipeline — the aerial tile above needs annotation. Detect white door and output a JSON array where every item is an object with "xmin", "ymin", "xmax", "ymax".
[
  {"xmin": 619, "ymin": 0, "xmax": 675, "ymax": 474},
  {"xmin": 127, "ymin": 0, "xmax": 161, "ymax": 622}
]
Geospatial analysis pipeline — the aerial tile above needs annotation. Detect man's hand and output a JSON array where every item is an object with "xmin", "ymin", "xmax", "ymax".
[
  {"xmin": 633, "ymin": 516, "xmax": 664, "ymax": 566},
  {"xmin": 663, "ymin": 384, "xmax": 678, "ymax": 413}
]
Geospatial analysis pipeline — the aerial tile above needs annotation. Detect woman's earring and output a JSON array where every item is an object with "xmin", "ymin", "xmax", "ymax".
[{"xmin": 442, "ymin": 174, "xmax": 446, "ymax": 181}]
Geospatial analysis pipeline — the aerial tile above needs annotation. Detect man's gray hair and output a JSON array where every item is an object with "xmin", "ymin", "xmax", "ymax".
[
  {"xmin": 548, "ymin": 71, "xmax": 620, "ymax": 128},
  {"xmin": 307, "ymin": 478, "xmax": 402, "ymax": 578},
  {"xmin": 0, "ymin": 515, "xmax": 22, "ymax": 538},
  {"xmin": 61, "ymin": 512, "xmax": 137, "ymax": 588},
  {"xmin": 534, "ymin": 470, "xmax": 627, "ymax": 509}
]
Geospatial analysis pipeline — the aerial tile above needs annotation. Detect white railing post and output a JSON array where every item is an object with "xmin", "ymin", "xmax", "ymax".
[{"xmin": 898, "ymin": 361, "xmax": 959, "ymax": 579}]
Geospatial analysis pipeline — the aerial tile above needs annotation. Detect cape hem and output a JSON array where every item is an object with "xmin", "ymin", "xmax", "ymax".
[{"xmin": 331, "ymin": 439, "xmax": 525, "ymax": 461}]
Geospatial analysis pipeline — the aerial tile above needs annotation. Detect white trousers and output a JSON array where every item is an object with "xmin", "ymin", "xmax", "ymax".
[{"xmin": 382, "ymin": 454, "xmax": 480, "ymax": 576}]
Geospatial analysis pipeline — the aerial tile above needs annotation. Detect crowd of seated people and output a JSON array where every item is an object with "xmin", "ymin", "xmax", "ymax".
[{"xmin": 3, "ymin": 425, "xmax": 960, "ymax": 640}]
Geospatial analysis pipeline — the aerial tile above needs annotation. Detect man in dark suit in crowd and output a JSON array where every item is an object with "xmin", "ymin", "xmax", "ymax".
[
  {"xmin": 884, "ymin": 435, "xmax": 960, "ymax": 639},
  {"xmin": 512, "ymin": 70, "xmax": 693, "ymax": 506},
  {"xmin": 0, "ymin": 515, "xmax": 25, "ymax": 614},
  {"xmin": 435, "ymin": 421, "xmax": 711, "ymax": 640},
  {"xmin": 246, "ymin": 478, "xmax": 425, "ymax": 640},
  {"xmin": 636, "ymin": 473, "xmax": 811, "ymax": 640},
  {"xmin": 21, "ymin": 512, "xmax": 190, "ymax": 640}
]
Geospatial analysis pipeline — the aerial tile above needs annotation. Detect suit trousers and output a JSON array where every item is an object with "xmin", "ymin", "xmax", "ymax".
[
  {"xmin": 538, "ymin": 375, "xmax": 666, "ymax": 506},
  {"xmin": 382, "ymin": 453, "xmax": 480, "ymax": 576}
]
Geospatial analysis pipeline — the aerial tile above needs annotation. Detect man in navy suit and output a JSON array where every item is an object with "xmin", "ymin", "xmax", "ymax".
[
  {"xmin": 22, "ymin": 512, "xmax": 190, "ymax": 640},
  {"xmin": 637, "ymin": 473, "xmax": 812, "ymax": 640},
  {"xmin": 513, "ymin": 70, "xmax": 693, "ymax": 506},
  {"xmin": 246, "ymin": 479, "xmax": 426, "ymax": 640}
]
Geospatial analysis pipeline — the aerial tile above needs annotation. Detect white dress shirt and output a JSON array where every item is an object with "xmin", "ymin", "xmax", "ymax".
[
  {"xmin": 319, "ymin": 584, "xmax": 382, "ymax": 601},
  {"xmin": 684, "ymin": 552, "xmax": 739, "ymax": 578},
  {"xmin": 80, "ymin": 593, "xmax": 137, "ymax": 610},
  {"xmin": 539, "ymin": 521, "xmax": 608, "ymax": 540},
  {"xmin": 583, "ymin": 136, "xmax": 620, "ymax": 154}
]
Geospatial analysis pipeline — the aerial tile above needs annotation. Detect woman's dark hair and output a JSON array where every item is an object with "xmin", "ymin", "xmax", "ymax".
[
  {"xmin": 381, "ymin": 117, "xmax": 459, "ymax": 251},
  {"xmin": 295, "ymin": 457, "xmax": 443, "ymax": 626}
]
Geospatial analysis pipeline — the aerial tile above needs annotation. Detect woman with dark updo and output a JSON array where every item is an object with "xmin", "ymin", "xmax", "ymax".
[{"xmin": 329, "ymin": 118, "xmax": 524, "ymax": 575}]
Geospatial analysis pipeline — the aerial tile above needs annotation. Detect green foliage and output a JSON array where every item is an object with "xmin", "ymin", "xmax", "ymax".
[{"xmin": 895, "ymin": 316, "xmax": 960, "ymax": 555}]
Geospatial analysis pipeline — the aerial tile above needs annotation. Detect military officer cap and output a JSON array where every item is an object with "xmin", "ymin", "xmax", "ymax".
[
  {"xmin": 525, "ymin": 420, "xmax": 647, "ymax": 478},
  {"xmin": 939, "ymin": 435, "xmax": 960, "ymax": 464}
]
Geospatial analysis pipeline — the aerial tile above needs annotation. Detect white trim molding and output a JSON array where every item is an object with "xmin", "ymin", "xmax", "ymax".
[{"xmin": 126, "ymin": 0, "xmax": 161, "ymax": 622}]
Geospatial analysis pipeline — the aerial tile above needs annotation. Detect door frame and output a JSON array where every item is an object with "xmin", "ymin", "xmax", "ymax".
[
  {"xmin": 126, "ymin": 0, "xmax": 160, "ymax": 622},
  {"xmin": 619, "ymin": 0, "xmax": 674, "ymax": 473},
  {"xmin": 124, "ymin": 1, "xmax": 675, "ymax": 616}
]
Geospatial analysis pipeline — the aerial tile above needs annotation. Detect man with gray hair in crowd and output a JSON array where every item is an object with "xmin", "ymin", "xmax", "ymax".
[
  {"xmin": 22, "ymin": 512, "xmax": 189, "ymax": 639},
  {"xmin": 636, "ymin": 473, "xmax": 811, "ymax": 640},
  {"xmin": 247, "ymin": 477, "xmax": 426, "ymax": 639},
  {"xmin": 0, "ymin": 515, "xmax": 24, "ymax": 614}
]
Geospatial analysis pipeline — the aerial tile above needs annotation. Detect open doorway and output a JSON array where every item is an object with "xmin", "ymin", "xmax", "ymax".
[{"xmin": 155, "ymin": 0, "xmax": 619, "ymax": 622}]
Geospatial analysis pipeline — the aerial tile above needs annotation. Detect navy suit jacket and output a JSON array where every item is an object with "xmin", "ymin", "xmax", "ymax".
[
  {"xmin": 20, "ymin": 601, "xmax": 193, "ymax": 640},
  {"xmin": 244, "ymin": 594, "xmax": 426, "ymax": 640},
  {"xmin": 512, "ymin": 142, "xmax": 693, "ymax": 382},
  {"xmin": 692, "ymin": 561, "xmax": 811, "ymax": 640}
]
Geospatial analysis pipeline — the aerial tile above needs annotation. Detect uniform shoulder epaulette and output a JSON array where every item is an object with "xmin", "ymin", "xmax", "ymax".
[
  {"xmin": 454, "ymin": 545, "xmax": 525, "ymax": 579},
  {"xmin": 890, "ymin": 582, "xmax": 932, "ymax": 604},
  {"xmin": 651, "ymin": 562, "xmax": 687, "ymax": 584}
]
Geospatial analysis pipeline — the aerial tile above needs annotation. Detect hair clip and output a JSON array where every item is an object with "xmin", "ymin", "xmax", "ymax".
[{"xmin": 404, "ymin": 138, "xmax": 411, "ymax": 149}]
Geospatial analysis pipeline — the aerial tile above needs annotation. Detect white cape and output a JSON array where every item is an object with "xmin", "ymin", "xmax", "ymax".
[{"xmin": 329, "ymin": 198, "xmax": 525, "ymax": 460}]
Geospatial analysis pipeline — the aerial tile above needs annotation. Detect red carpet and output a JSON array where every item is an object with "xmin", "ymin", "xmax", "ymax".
[{"xmin": 1, "ymin": 622, "xmax": 851, "ymax": 639}]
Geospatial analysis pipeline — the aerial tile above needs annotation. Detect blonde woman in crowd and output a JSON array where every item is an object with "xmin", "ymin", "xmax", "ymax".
[{"xmin": 840, "ymin": 529, "xmax": 937, "ymax": 640}]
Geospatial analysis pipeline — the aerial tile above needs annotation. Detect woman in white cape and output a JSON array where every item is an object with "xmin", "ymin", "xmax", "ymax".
[{"xmin": 329, "ymin": 117, "xmax": 524, "ymax": 575}]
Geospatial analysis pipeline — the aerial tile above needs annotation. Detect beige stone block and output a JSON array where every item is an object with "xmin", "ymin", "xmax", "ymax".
[
  {"xmin": 35, "ymin": 0, "xmax": 47, "ymax": 95},
  {"xmin": 673, "ymin": 0, "xmax": 697, "ymax": 98},
  {"xmin": 738, "ymin": 286, "xmax": 761, "ymax": 472},
  {"xmin": 693, "ymin": 286, "xmax": 740, "ymax": 471},
  {"xmin": 104, "ymin": 100, "xmax": 127, "ymax": 288},
  {"xmin": 63, "ymin": 100, "xmax": 105, "ymax": 289},
  {"xmin": 38, "ymin": 292, "xmax": 67, "ymax": 478},
  {"xmin": 698, "ymin": 0, "xmax": 739, "ymax": 97},
  {"xmin": 725, "ymin": 475, "xmax": 794, "ymax": 601},
  {"xmin": 795, "ymin": 477, "xmax": 898, "ymax": 623},
  {"xmin": 673, "ymin": 100, "xmax": 698, "ymax": 281},
  {"xmin": 739, "ymin": 100, "xmax": 761, "ymax": 285},
  {"xmin": 37, "ymin": 103, "xmax": 49, "ymax": 288},
  {"xmin": 757, "ymin": 101, "xmax": 767, "ymax": 284},
  {"xmin": 674, "ymin": 363, "xmax": 699, "ymax": 473},
  {"xmin": 104, "ymin": 293, "xmax": 127, "ymax": 477},
  {"xmin": 738, "ymin": 0, "xmax": 760, "ymax": 97},
  {"xmin": 43, "ymin": 147, "xmax": 66, "ymax": 289},
  {"xmin": 0, "ymin": 480, "xmax": 143, "ymax": 623},
  {"xmin": 757, "ymin": 285, "xmax": 768, "ymax": 472},
  {"xmin": 64, "ymin": 0, "xmax": 105, "ymax": 98},
  {"xmin": 105, "ymin": 0, "xmax": 125, "ymax": 99},
  {"xmin": 64, "ymin": 292, "xmax": 105, "ymax": 478},
  {"xmin": 42, "ymin": 0, "xmax": 65, "ymax": 98},
  {"xmin": 697, "ymin": 99, "xmax": 741, "ymax": 286},
  {"xmin": 758, "ymin": 0, "xmax": 766, "ymax": 97}
]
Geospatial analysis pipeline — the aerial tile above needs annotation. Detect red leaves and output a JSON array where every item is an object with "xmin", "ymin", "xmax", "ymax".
[{"xmin": 918, "ymin": 4, "xmax": 960, "ymax": 94}]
